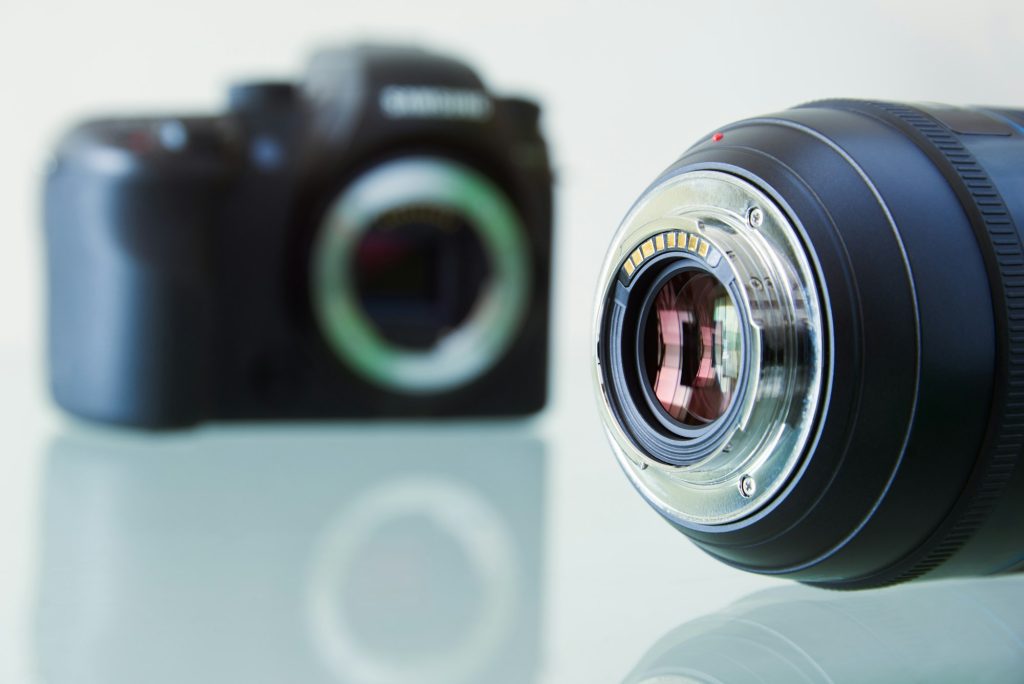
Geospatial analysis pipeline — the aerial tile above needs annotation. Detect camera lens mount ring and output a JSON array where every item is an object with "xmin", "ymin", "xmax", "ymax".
[
  {"xmin": 311, "ymin": 156, "xmax": 531, "ymax": 394},
  {"xmin": 594, "ymin": 170, "xmax": 827, "ymax": 525},
  {"xmin": 604, "ymin": 246, "xmax": 755, "ymax": 468}
]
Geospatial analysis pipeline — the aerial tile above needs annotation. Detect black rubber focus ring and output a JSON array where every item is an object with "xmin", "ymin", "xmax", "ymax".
[{"xmin": 815, "ymin": 99, "xmax": 1024, "ymax": 586}]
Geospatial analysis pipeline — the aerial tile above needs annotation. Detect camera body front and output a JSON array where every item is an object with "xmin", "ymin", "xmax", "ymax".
[{"xmin": 45, "ymin": 45, "xmax": 552, "ymax": 427}]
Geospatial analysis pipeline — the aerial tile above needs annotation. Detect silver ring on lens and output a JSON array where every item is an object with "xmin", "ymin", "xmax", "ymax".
[
  {"xmin": 311, "ymin": 156, "xmax": 531, "ymax": 393},
  {"xmin": 593, "ymin": 170, "xmax": 827, "ymax": 525}
]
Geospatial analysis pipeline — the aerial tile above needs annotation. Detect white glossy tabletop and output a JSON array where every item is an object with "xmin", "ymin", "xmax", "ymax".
[{"xmin": 2, "ymin": 353, "xmax": 1024, "ymax": 683}]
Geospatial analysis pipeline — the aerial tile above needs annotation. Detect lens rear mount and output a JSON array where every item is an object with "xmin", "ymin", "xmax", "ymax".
[{"xmin": 594, "ymin": 171, "xmax": 826, "ymax": 526}]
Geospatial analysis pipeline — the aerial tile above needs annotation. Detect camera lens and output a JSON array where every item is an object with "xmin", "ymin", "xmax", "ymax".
[
  {"xmin": 641, "ymin": 269, "xmax": 741, "ymax": 426},
  {"xmin": 594, "ymin": 101, "xmax": 1024, "ymax": 588},
  {"xmin": 312, "ymin": 156, "xmax": 530, "ymax": 393}
]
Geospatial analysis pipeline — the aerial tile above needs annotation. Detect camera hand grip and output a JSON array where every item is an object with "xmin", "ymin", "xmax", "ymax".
[{"xmin": 45, "ymin": 118, "xmax": 233, "ymax": 427}]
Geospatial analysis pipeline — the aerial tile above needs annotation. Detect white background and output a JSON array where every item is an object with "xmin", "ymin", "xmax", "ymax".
[{"xmin": 1, "ymin": 0, "xmax": 1023, "ymax": 682}]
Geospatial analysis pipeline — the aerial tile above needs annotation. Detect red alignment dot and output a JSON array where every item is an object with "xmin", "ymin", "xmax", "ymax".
[{"xmin": 712, "ymin": 132, "xmax": 724, "ymax": 142}]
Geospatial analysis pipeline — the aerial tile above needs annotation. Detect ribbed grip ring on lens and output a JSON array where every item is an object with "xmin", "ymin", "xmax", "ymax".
[{"xmin": 828, "ymin": 100, "xmax": 1024, "ymax": 585}]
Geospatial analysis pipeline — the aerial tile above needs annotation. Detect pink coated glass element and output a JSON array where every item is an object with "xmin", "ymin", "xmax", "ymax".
[{"xmin": 647, "ymin": 271, "xmax": 742, "ymax": 426}]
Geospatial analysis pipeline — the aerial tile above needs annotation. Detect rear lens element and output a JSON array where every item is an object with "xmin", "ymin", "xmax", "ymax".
[{"xmin": 643, "ymin": 270, "xmax": 742, "ymax": 426}]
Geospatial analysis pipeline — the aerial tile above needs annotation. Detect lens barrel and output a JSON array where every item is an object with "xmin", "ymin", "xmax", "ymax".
[{"xmin": 594, "ymin": 101, "xmax": 1024, "ymax": 588}]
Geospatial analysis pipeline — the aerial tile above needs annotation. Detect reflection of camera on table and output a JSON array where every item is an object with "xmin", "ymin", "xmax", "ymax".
[{"xmin": 36, "ymin": 426, "xmax": 545, "ymax": 684}]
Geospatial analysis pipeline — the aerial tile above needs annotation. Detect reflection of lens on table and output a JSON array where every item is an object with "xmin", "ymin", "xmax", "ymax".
[{"xmin": 625, "ymin": 576, "xmax": 1024, "ymax": 684}]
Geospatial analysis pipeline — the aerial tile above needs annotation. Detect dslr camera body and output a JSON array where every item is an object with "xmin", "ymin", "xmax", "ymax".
[{"xmin": 45, "ymin": 45, "xmax": 552, "ymax": 427}]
